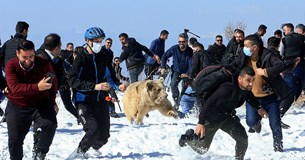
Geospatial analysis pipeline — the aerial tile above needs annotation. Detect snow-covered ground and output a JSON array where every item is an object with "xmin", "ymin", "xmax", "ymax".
[{"xmin": 1, "ymin": 91, "xmax": 305, "ymax": 160}]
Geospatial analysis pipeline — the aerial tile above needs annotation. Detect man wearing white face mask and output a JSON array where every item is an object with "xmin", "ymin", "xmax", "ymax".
[{"xmin": 67, "ymin": 27, "xmax": 126, "ymax": 158}]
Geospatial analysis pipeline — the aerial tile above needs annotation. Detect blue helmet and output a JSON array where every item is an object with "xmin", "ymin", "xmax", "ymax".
[{"xmin": 84, "ymin": 27, "xmax": 106, "ymax": 40}]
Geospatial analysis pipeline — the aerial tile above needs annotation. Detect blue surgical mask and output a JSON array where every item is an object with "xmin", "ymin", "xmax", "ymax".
[
  {"xmin": 91, "ymin": 42, "xmax": 102, "ymax": 53},
  {"xmin": 243, "ymin": 47, "xmax": 252, "ymax": 57}
]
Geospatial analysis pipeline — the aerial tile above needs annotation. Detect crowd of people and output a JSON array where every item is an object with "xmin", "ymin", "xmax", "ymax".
[{"xmin": 0, "ymin": 20, "xmax": 305, "ymax": 159}]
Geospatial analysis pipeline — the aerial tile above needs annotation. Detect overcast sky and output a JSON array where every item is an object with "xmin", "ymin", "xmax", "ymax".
[{"xmin": 1, "ymin": 0, "xmax": 305, "ymax": 57}]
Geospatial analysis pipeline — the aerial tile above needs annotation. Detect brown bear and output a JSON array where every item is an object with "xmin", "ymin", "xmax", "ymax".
[{"xmin": 123, "ymin": 78, "xmax": 178, "ymax": 124}]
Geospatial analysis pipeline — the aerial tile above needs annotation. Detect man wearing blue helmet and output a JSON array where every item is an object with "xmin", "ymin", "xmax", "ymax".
[{"xmin": 68, "ymin": 27, "xmax": 126, "ymax": 158}]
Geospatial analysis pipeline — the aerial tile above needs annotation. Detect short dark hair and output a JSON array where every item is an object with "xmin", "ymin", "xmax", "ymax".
[
  {"xmin": 114, "ymin": 57, "xmax": 119, "ymax": 61},
  {"xmin": 274, "ymin": 30, "xmax": 282, "ymax": 36},
  {"xmin": 234, "ymin": 29, "xmax": 245, "ymax": 36},
  {"xmin": 244, "ymin": 35, "xmax": 262, "ymax": 48},
  {"xmin": 106, "ymin": 38, "xmax": 113, "ymax": 41},
  {"xmin": 258, "ymin": 24, "xmax": 267, "ymax": 31},
  {"xmin": 215, "ymin": 35, "xmax": 223, "ymax": 39},
  {"xmin": 179, "ymin": 33, "xmax": 188, "ymax": 39},
  {"xmin": 267, "ymin": 36, "xmax": 281, "ymax": 48},
  {"xmin": 192, "ymin": 42, "xmax": 204, "ymax": 50},
  {"xmin": 66, "ymin": 42, "xmax": 74, "ymax": 47},
  {"xmin": 296, "ymin": 23, "xmax": 305, "ymax": 32},
  {"xmin": 119, "ymin": 33, "xmax": 128, "ymax": 38},
  {"xmin": 189, "ymin": 37, "xmax": 197, "ymax": 45},
  {"xmin": 160, "ymin": 30, "xmax": 169, "ymax": 35},
  {"xmin": 17, "ymin": 40, "xmax": 35, "ymax": 51},
  {"xmin": 43, "ymin": 33, "xmax": 61, "ymax": 51},
  {"xmin": 239, "ymin": 66, "xmax": 255, "ymax": 77},
  {"xmin": 282, "ymin": 23, "xmax": 294, "ymax": 31},
  {"xmin": 15, "ymin": 21, "xmax": 29, "ymax": 33}
]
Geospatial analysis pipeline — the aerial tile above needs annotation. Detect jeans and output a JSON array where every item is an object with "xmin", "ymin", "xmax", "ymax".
[
  {"xmin": 128, "ymin": 64, "xmax": 144, "ymax": 83},
  {"xmin": 246, "ymin": 94, "xmax": 282, "ymax": 144},
  {"xmin": 283, "ymin": 65, "xmax": 304, "ymax": 100}
]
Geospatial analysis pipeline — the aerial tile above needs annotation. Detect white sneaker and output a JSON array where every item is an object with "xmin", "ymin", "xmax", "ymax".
[{"xmin": 67, "ymin": 148, "xmax": 88, "ymax": 159}]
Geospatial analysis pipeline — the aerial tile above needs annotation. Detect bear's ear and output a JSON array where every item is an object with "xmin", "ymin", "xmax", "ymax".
[
  {"xmin": 159, "ymin": 77, "xmax": 164, "ymax": 83},
  {"xmin": 146, "ymin": 81, "xmax": 154, "ymax": 91}
]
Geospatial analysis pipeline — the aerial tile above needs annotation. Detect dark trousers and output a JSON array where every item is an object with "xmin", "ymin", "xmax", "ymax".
[
  {"xmin": 187, "ymin": 115, "xmax": 248, "ymax": 159},
  {"xmin": 59, "ymin": 88, "xmax": 78, "ymax": 119},
  {"xmin": 170, "ymin": 72, "xmax": 183, "ymax": 101},
  {"xmin": 128, "ymin": 64, "xmax": 144, "ymax": 83},
  {"xmin": 6, "ymin": 101, "xmax": 57, "ymax": 160},
  {"xmin": 144, "ymin": 63, "xmax": 160, "ymax": 79},
  {"xmin": 77, "ymin": 100, "xmax": 110, "ymax": 152}
]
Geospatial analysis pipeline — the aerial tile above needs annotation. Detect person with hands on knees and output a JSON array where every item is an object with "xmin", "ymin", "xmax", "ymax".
[
  {"xmin": 4, "ymin": 40, "xmax": 58, "ymax": 160},
  {"xmin": 68, "ymin": 27, "xmax": 125, "ymax": 158},
  {"xmin": 179, "ymin": 67, "xmax": 268, "ymax": 160}
]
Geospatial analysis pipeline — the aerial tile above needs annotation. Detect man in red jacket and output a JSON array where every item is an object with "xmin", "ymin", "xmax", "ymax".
[{"xmin": 5, "ymin": 40, "xmax": 58, "ymax": 160}]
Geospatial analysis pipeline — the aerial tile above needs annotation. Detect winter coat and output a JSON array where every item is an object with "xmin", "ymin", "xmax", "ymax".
[
  {"xmin": 120, "ymin": 38, "xmax": 155, "ymax": 70},
  {"xmin": 0, "ymin": 34, "xmax": 26, "ymax": 66},
  {"xmin": 161, "ymin": 44, "xmax": 193, "ymax": 74},
  {"xmin": 146, "ymin": 37, "xmax": 165, "ymax": 65},
  {"xmin": 68, "ymin": 48, "xmax": 121, "ymax": 103}
]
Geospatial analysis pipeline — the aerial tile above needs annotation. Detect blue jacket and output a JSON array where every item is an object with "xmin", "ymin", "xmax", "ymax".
[
  {"xmin": 146, "ymin": 37, "xmax": 165, "ymax": 65},
  {"xmin": 161, "ymin": 45, "xmax": 193, "ymax": 74}
]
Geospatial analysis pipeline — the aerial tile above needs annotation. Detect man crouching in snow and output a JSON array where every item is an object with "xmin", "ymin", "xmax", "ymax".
[{"xmin": 179, "ymin": 67, "xmax": 268, "ymax": 160}]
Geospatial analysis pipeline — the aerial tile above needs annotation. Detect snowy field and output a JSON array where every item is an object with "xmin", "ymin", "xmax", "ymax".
[{"xmin": 1, "ymin": 91, "xmax": 305, "ymax": 160}]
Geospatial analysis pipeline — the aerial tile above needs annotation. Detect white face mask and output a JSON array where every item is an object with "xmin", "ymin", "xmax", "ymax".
[{"xmin": 91, "ymin": 42, "xmax": 102, "ymax": 53}]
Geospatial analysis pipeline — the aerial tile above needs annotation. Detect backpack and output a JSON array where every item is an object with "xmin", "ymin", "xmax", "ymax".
[{"xmin": 193, "ymin": 65, "xmax": 233, "ymax": 105}]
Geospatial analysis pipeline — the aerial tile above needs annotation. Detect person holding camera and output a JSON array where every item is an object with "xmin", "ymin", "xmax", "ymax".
[
  {"xmin": 4, "ymin": 40, "xmax": 58, "ymax": 160},
  {"xmin": 179, "ymin": 67, "xmax": 267, "ymax": 160}
]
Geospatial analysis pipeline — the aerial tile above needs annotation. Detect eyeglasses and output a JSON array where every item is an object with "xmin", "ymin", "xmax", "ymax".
[
  {"xmin": 114, "ymin": 60, "xmax": 119, "ymax": 63},
  {"xmin": 178, "ymin": 41, "xmax": 186, "ymax": 44},
  {"xmin": 107, "ymin": 42, "xmax": 112, "ymax": 44},
  {"xmin": 216, "ymin": 39, "xmax": 222, "ymax": 42}
]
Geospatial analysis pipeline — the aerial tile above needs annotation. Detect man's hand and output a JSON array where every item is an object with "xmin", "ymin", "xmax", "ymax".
[
  {"xmin": 94, "ymin": 82, "xmax": 110, "ymax": 91},
  {"xmin": 258, "ymin": 108, "xmax": 268, "ymax": 118},
  {"xmin": 195, "ymin": 124, "xmax": 205, "ymax": 138},
  {"xmin": 38, "ymin": 77, "xmax": 52, "ymax": 91},
  {"xmin": 153, "ymin": 55, "xmax": 161, "ymax": 64},
  {"xmin": 256, "ymin": 68, "xmax": 265, "ymax": 76},
  {"xmin": 118, "ymin": 84, "xmax": 126, "ymax": 92},
  {"xmin": 180, "ymin": 73, "xmax": 189, "ymax": 78},
  {"xmin": 293, "ymin": 57, "xmax": 301, "ymax": 68},
  {"xmin": 3, "ymin": 87, "xmax": 9, "ymax": 94},
  {"xmin": 160, "ymin": 68, "xmax": 166, "ymax": 75}
]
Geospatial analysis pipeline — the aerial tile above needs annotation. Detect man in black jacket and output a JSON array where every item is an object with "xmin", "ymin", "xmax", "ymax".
[
  {"xmin": 207, "ymin": 35, "xmax": 226, "ymax": 64},
  {"xmin": 221, "ymin": 29, "xmax": 244, "ymax": 65},
  {"xmin": 118, "ymin": 33, "xmax": 160, "ymax": 83},
  {"xmin": 0, "ymin": 21, "xmax": 29, "ymax": 66},
  {"xmin": 180, "ymin": 67, "xmax": 267, "ymax": 160},
  {"xmin": 230, "ymin": 35, "xmax": 289, "ymax": 152}
]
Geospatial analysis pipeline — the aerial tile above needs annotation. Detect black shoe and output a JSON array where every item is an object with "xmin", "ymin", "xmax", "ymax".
[
  {"xmin": 248, "ymin": 128, "xmax": 255, "ymax": 133},
  {"xmin": 110, "ymin": 111, "xmax": 120, "ymax": 118},
  {"xmin": 274, "ymin": 142, "xmax": 283, "ymax": 152},
  {"xmin": 281, "ymin": 121, "xmax": 290, "ymax": 129},
  {"xmin": 253, "ymin": 122, "xmax": 262, "ymax": 133},
  {"xmin": 179, "ymin": 129, "xmax": 195, "ymax": 147}
]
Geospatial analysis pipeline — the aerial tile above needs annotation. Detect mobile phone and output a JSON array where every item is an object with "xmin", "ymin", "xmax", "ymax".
[{"xmin": 46, "ymin": 72, "xmax": 55, "ymax": 83}]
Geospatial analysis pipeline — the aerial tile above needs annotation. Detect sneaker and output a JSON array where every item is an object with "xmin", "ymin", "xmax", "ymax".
[
  {"xmin": 68, "ymin": 147, "xmax": 88, "ymax": 159},
  {"xmin": 179, "ymin": 129, "xmax": 195, "ymax": 147},
  {"xmin": 281, "ymin": 121, "xmax": 290, "ymax": 129}
]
